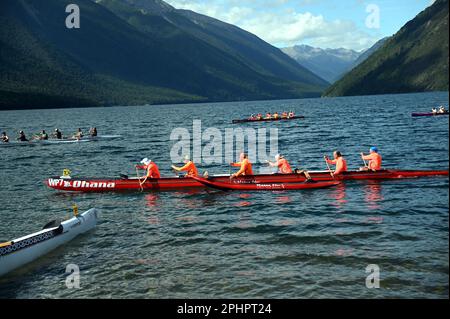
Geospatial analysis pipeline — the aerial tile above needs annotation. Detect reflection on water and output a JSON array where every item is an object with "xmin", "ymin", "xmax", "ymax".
[
  {"xmin": 329, "ymin": 183, "xmax": 347, "ymax": 209},
  {"xmin": 363, "ymin": 182, "xmax": 384, "ymax": 210}
]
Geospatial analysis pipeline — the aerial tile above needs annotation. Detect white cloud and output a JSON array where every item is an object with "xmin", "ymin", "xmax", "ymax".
[{"xmin": 165, "ymin": 0, "xmax": 380, "ymax": 50}]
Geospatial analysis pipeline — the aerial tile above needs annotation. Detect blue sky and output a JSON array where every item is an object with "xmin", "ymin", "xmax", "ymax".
[{"xmin": 165, "ymin": 0, "xmax": 436, "ymax": 51}]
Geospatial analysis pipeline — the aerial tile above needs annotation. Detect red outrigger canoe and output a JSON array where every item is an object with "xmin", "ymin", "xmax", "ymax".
[
  {"xmin": 192, "ymin": 176, "xmax": 340, "ymax": 191},
  {"xmin": 45, "ymin": 169, "xmax": 448, "ymax": 192},
  {"xmin": 411, "ymin": 111, "xmax": 449, "ymax": 117},
  {"xmin": 232, "ymin": 116, "xmax": 305, "ymax": 124}
]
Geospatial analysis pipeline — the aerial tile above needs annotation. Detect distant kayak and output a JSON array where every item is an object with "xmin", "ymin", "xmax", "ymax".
[
  {"xmin": 232, "ymin": 116, "xmax": 305, "ymax": 124},
  {"xmin": 0, "ymin": 135, "xmax": 121, "ymax": 146},
  {"xmin": 412, "ymin": 111, "xmax": 449, "ymax": 117},
  {"xmin": 191, "ymin": 176, "xmax": 340, "ymax": 191},
  {"xmin": 0, "ymin": 208, "xmax": 98, "ymax": 277}
]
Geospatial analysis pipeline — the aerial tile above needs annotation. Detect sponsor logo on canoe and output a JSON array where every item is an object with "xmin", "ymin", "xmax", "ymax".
[
  {"xmin": 256, "ymin": 184, "xmax": 285, "ymax": 190},
  {"xmin": 48, "ymin": 179, "xmax": 115, "ymax": 189}
]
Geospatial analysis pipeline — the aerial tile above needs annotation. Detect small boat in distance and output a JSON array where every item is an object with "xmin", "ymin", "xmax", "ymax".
[
  {"xmin": 0, "ymin": 208, "xmax": 98, "ymax": 277},
  {"xmin": 413, "ymin": 106, "xmax": 449, "ymax": 117},
  {"xmin": 232, "ymin": 115, "xmax": 305, "ymax": 124},
  {"xmin": 412, "ymin": 111, "xmax": 449, "ymax": 117}
]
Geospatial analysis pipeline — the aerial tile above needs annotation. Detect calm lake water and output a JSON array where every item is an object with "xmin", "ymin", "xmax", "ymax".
[{"xmin": 0, "ymin": 92, "xmax": 448, "ymax": 298}]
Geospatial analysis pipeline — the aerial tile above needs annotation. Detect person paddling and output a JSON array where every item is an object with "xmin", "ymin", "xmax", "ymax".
[
  {"xmin": 17, "ymin": 131, "xmax": 28, "ymax": 142},
  {"xmin": 136, "ymin": 158, "xmax": 161, "ymax": 182},
  {"xmin": 89, "ymin": 127, "xmax": 98, "ymax": 137},
  {"xmin": 267, "ymin": 154, "xmax": 292, "ymax": 174},
  {"xmin": 37, "ymin": 130, "xmax": 48, "ymax": 140},
  {"xmin": 53, "ymin": 129, "xmax": 63, "ymax": 139},
  {"xmin": 438, "ymin": 106, "xmax": 447, "ymax": 113},
  {"xmin": 74, "ymin": 128, "xmax": 83, "ymax": 140},
  {"xmin": 1, "ymin": 132, "xmax": 9, "ymax": 143},
  {"xmin": 324, "ymin": 151, "xmax": 348, "ymax": 176},
  {"xmin": 230, "ymin": 153, "xmax": 253, "ymax": 178},
  {"xmin": 172, "ymin": 155, "xmax": 199, "ymax": 177},
  {"xmin": 360, "ymin": 147, "xmax": 382, "ymax": 171}
]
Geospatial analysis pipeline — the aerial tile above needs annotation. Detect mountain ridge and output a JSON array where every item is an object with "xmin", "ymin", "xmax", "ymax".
[
  {"xmin": 0, "ymin": 0, "xmax": 328, "ymax": 110},
  {"xmin": 323, "ymin": 0, "xmax": 449, "ymax": 97}
]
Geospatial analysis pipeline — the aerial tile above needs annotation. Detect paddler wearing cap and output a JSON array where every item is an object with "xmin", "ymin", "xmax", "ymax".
[
  {"xmin": 324, "ymin": 151, "xmax": 348, "ymax": 176},
  {"xmin": 17, "ymin": 130, "xmax": 28, "ymax": 142},
  {"xmin": 230, "ymin": 153, "xmax": 253, "ymax": 178},
  {"xmin": 360, "ymin": 147, "xmax": 382, "ymax": 171},
  {"xmin": 171, "ymin": 155, "xmax": 199, "ymax": 177},
  {"xmin": 266, "ymin": 154, "xmax": 292, "ymax": 174},
  {"xmin": 136, "ymin": 158, "xmax": 161, "ymax": 183}
]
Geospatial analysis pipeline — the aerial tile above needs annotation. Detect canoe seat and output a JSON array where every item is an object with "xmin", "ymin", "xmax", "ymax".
[{"xmin": 42, "ymin": 219, "xmax": 62, "ymax": 230}]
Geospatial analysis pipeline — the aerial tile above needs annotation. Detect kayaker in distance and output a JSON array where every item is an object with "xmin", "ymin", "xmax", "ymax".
[
  {"xmin": 438, "ymin": 106, "xmax": 447, "ymax": 113},
  {"xmin": 325, "ymin": 151, "xmax": 348, "ymax": 176},
  {"xmin": 288, "ymin": 111, "xmax": 295, "ymax": 118},
  {"xmin": 281, "ymin": 112, "xmax": 288, "ymax": 119},
  {"xmin": 360, "ymin": 147, "xmax": 382, "ymax": 171},
  {"xmin": 90, "ymin": 127, "xmax": 98, "ymax": 137},
  {"xmin": 230, "ymin": 153, "xmax": 253, "ymax": 178},
  {"xmin": 432, "ymin": 107, "xmax": 438, "ymax": 114},
  {"xmin": 53, "ymin": 129, "xmax": 63, "ymax": 139},
  {"xmin": 172, "ymin": 155, "xmax": 199, "ymax": 177},
  {"xmin": 136, "ymin": 158, "xmax": 161, "ymax": 182},
  {"xmin": 267, "ymin": 154, "xmax": 292, "ymax": 174},
  {"xmin": 265, "ymin": 112, "xmax": 272, "ymax": 119},
  {"xmin": 1, "ymin": 132, "xmax": 9, "ymax": 143},
  {"xmin": 273, "ymin": 112, "xmax": 279, "ymax": 119},
  {"xmin": 17, "ymin": 131, "xmax": 28, "ymax": 142}
]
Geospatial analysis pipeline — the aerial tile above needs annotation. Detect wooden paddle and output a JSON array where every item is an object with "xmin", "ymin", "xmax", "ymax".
[
  {"xmin": 136, "ymin": 166, "xmax": 144, "ymax": 192},
  {"xmin": 360, "ymin": 153, "xmax": 369, "ymax": 168},
  {"xmin": 324, "ymin": 156, "xmax": 335, "ymax": 179}
]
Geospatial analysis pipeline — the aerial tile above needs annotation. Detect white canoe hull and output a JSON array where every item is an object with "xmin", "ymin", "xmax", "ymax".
[{"xmin": 0, "ymin": 208, "xmax": 98, "ymax": 277}]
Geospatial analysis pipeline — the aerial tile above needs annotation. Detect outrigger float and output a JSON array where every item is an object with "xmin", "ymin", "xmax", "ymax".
[
  {"xmin": 0, "ymin": 208, "xmax": 98, "ymax": 277},
  {"xmin": 45, "ymin": 169, "xmax": 449, "ymax": 192}
]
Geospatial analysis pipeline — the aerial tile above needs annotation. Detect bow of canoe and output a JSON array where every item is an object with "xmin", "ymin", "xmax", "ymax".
[{"xmin": 0, "ymin": 208, "xmax": 98, "ymax": 277}]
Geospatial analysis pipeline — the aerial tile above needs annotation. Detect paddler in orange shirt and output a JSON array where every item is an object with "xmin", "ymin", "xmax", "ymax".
[
  {"xmin": 324, "ymin": 151, "xmax": 348, "ymax": 176},
  {"xmin": 267, "ymin": 154, "xmax": 292, "ymax": 174},
  {"xmin": 136, "ymin": 158, "xmax": 161, "ymax": 182},
  {"xmin": 172, "ymin": 155, "xmax": 199, "ymax": 177},
  {"xmin": 230, "ymin": 153, "xmax": 253, "ymax": 178},
  {"xmin": 360, "ymin": 147, "xmax": 382, "ymax": 171}
]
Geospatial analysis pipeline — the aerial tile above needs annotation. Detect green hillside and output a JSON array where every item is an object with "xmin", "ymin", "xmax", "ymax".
[
  {"xmin": 324, "ymin": 0, "xmax": 449, "ymax": 97},
  {"xmin": 0, "ymin": 0, "xmax": 328, "ymax": 110}
]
